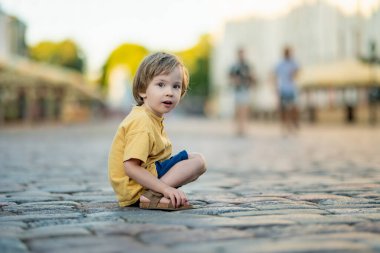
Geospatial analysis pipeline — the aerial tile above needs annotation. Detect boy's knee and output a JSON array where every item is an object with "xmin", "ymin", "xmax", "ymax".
[{"xmin": 189, "ymin": 152, "xmax": 207, "ymax": 174}]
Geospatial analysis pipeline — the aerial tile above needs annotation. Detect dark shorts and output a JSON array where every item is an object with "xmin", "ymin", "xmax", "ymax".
[
  {"xmin": 280, "ymin": 93, "xmax": 296, "ymax": 108},
  {"xmin": 155, "ymin": 150, "xmax": 188, "ymax": 178}
]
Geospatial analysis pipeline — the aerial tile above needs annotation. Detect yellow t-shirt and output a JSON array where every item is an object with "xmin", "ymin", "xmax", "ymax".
[{"xmin": 108, "ymin": 105, "xmax": 172, "ymax": 207}]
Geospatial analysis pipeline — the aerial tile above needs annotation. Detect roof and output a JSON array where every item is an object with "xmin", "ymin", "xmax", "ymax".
[
  {"xmin": 297, "ymin": 59, "xmax": 380, "ymax": 88},
  {"xmin": 0, "ymin": 56, "xmax": 104, "ymax": 101}
]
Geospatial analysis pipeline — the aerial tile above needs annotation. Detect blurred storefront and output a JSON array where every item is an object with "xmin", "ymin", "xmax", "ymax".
[
  {"xmin": 0, "ymin": 6, "xmax": 105, "ymax": 125},
  {"xmin": 210, "ymin": 0, "xmax": 380, "ymax": 124},
  {"xmin": 0, "ymin": 57, "xmax": 105, "ymax": 125},
  {"xmin": 298, "ymin": 59, "xmax": 380, "ymax": 124}
]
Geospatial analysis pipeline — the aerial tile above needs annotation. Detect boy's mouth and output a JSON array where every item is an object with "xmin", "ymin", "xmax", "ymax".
[{"xmin": 162, "ymin": 101, "xmax": 173, "ymax": 105}]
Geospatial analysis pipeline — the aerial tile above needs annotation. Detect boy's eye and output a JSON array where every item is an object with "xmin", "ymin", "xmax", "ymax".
[
  {"xmin": 157, "ymin": 82, "xmax": 164, "ymax": 87},
  {"xmin": 174, "ymin": 84, "xmax": 181, "ymax": 90}
]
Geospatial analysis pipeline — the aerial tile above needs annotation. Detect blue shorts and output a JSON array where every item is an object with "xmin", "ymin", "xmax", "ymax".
[
  {"xmin": 280, "ymin": 92, "xmax": 296, "ymax": 108},
  {"xmin": 155, "ymin": 150, "xmax": 188, "ymax": 178}
]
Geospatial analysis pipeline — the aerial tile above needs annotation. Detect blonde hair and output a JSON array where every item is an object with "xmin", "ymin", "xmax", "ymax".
[{"xmin": 132, "ymin": 52, "xmax": 189, "ymax": 106}]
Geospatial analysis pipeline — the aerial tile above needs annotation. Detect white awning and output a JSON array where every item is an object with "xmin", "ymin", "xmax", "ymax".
[{"xmin": 297, "ymin": 59, "xmax": 380, "ymax": 88}]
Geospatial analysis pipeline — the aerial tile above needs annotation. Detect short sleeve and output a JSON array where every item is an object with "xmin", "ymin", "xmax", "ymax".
[{"xmin": 123, "ymin": 131, "xmax": 151, "ymax": 163}]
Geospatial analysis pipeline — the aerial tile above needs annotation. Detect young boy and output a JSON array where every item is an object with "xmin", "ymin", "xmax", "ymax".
[{"xmin": 108, "ymin": 52, "xmax": 206, "ymax": 210}]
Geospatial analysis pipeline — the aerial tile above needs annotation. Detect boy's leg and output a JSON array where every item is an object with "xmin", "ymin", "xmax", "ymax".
[
  {"xmin": 159, "ymin": 152, "xmax": 206, "ymax": 188},
  {"xmin": 139, "ymin": 153, "xmax": 206, "ymax": 205}
]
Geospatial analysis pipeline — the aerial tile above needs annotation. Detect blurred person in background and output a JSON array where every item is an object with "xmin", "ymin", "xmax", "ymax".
[
  {"xmin": 229, "ymin": 48, "xmax": 256, "ymax": 136},
  {"xmin": 273, "ymin": 46, "xmax": 300, "ymax": 135}
]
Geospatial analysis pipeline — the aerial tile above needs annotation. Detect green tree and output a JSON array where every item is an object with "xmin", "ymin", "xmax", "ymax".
[
  {"xmin": 100, "ymin": 43, "xmax": 149, "ymax": 90},
  {"xmin": 29, "ymin": 39, "xmax": 85, "ymax": 72},
  {"xmin": 177, "ymin": 34, "xmax": 211, "ymax": 97}
]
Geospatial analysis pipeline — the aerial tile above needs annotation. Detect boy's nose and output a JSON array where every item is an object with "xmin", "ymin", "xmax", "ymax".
[{"xmin": 165, "ymin": 87, "xmax": 174, "ymax": 96}]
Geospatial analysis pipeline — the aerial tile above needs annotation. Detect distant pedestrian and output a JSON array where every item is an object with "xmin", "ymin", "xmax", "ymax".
[
  {"xmin": 273, "ymin": 46, "xmax": 300, "ymax": 134},
  {"xmin": 229, "ymin": 48, "xmax": 256, "ymax": 136},
  {"xmin": 108, "ymin": 52, "xmax": 206, "ymax": 210}
]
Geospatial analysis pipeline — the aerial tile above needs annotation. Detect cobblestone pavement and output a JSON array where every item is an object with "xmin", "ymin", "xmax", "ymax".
[{"xmin": 1, "ymin": 117, "xmax": 380, "ymax": 253}]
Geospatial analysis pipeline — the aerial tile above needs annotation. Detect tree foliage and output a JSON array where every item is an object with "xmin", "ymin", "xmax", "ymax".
[
  {"xmin": 100, "ymin": 36, "xmax": 211, "ymax": 98},
  {"xmin": 29, "ymin": 39, "xmax": 85, "ymax": 72},
  {"xmin": 100, "ymin": 43, "xmax": 149, "ymax": 89},
  {"xmin": 177, "ymin": 34, "xmax": 211, "ymax": 97}
]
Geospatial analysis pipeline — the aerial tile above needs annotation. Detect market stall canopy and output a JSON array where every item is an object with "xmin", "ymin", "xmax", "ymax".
[
  {"xmin": 0, "ymin": 56, "xmax": 103, "ymax": 101},
  {"xmin": 297, "ymin": 59, "xmax": 380, "ymax": 88}
]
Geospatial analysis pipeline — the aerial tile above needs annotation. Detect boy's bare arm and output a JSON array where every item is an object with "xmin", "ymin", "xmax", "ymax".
[{"xmin": 124, "ymin": 159, "xmax": 187, "ymax": 207}]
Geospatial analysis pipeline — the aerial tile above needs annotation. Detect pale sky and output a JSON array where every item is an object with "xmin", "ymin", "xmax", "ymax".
[{"xmin": 0, "ymin": 0, "xmax": 378, "ymax": 73}]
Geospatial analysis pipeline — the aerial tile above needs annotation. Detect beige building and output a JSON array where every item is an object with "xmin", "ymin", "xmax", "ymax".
[
  {"xmin": 210, "ymin": 0, "xmax": 380, "ymax": 123},
  {"xmin": 0, "ymin": 7, "xmax": 27, "ymax": 59}
]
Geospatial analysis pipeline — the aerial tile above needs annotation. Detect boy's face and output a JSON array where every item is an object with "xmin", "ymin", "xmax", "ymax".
[{"xmin": 139, "ymin": 66, "xmax": 183, "ymax": 117}]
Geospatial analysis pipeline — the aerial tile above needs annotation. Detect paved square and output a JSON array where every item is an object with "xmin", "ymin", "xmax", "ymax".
[{"xmin": 1, "ymin": 118, "xmax": 380, "ymax": 252}]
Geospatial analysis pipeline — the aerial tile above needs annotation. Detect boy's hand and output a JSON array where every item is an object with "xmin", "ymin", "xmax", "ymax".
[{"xmin": 162, "ymin": 187, "xmax": 188, "ymax": 208}]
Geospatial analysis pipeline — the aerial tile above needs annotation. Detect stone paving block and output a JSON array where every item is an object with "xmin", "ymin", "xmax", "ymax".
[
  {"xmin": 0, "ymin": 225, "xmax": 25, "ymax": 237},
  {"xmin": 321, "ymin": 232, "xmax": 380, "ymax": 242},
  {"xmin": 355, "ymin": 212, "xmax": 380, "ymax": 221},
  {"xmin": 255, "ymin": 202, "xmax": 321, "ymax": 210},
  {"xmin": 245, "ymin": 196, "xmax": 308, "ymax": 204},
  {"xmin": 232, "ymin": 216, "xmax": 296, "ymax": 228},
  {"xmin": 26, "ymin": 217, "xmax": 124, "ymax": 229},
  {"xmin": 63, "ymin": 194, "xmax": 115, "ymax": 203},
  {"xmin": 91, "ymin": 223, "xmax": 187, "ymax": 236},
  {"xmin": 252, "ymin": 239, "xmax": 372, "ymax": 253},
  {"xmin": 247, "ymin": 224, "xmax": 356, "ymax": 239},
  {"xmin": 355, "ymin": 221, "xmax": 380, "ymax": 233},
  {"xmin": 0, "ymin": 238, "xmax": 28, "ymax": 253},
  {"xmin": 172, "ymin": 238, "xmax": 259, "ymax": 253},
  {"xmin": 221, "ymin": 208, "xmax": 329, "ymax": 217},
  {"xmin": 182, "ymin": 206, "xmax": 253, "ymax": 215},
  {"xmin": 18, "ymin": 200, "xmax": 82, "ymax": 207},
  {"xmin": 0, "ymin": 195, "xmax": 62, "ymax": 204},
  {"xmin": 0, "ymin": 184, "xmax": 25, "ymax": 194},
  {"xmin": 357, "ymin": 192, "xmax": 380, "ymax": 199},
  {"xmin": 79, "ymin": 201, "xmax": 120, "ymax": 213},
  {"xmin": 319, "ymin": 197, "xmax": 380, "ymax": 206},
  {"xmin": 0, "ymin": 201, "xmax": 17, "ymax": 207},
  {"xmin": 24, "ymin": 219, "xmax": 122, "ymax": 231},
  {"xmin": 26, "ymin": 235, "xmax": 167, "ymax": 253},
  {"xmin": 0, "ymin": 213, "xmax": 83, "ymax": 222},
  {"xmin": 175, "ymin": 237, "xmax": 372, "ymax": 253},
  {"xmin": 289, "ymin": 193, "xmax": 352, "ymax": 203},
  {"xmin": 124, "ymin": 211, "xmax": 246, "ymax": 227},
  {"xmin": 0, "ymin": 221, "xmax": 28, "ymax": 228},
  {"xmin": 235, "ymin": 213, "xmax": 366, "ymax": 226},
  {"xmin": 327, "ymin": 207, "xmax": 380, "ymax": 215},
  {"xmin": 237, "ymin": 197, "xmax": 317, "ymax": 210},
  {"xmin": 19, "ymin": 226, "xmax": 91, "ymax": 239},
  {"xmin": 330, "ymin": 190, "xmax": 377, "ymax": 197},
  {"xmin": 85, "ymin": 210, "xmax": 129, "ymax": 220},
  {"xmin": 189, "ymin": 200, "xmax": 229, "ymax": 208},
  {"xmin": 37, "ymin": 184, "xmax": 89, "ymax": 194},
  {"xmin": 329, "ymin": 183, "xmax": 380, "ymax": 191},
  {"xmin": 3, "ymin": 204, "xmax": 78, "ymax": 214},
  {"xmin": 199, "ymin": 192, "xmax": 245, "ymax": 204},
  {"xmin": 254, "ymin": 192, "xmax": 293, "ymax": 198},
  {"xmin": 139, "ymin": 227, "xmax": 253, "ymax": 246},
  {"xmin": 194, "ymin": 175, "xmax": 242, "ymax": 189},
  {"xmin": 261, "ymin": 232, "xmax": 380, "ymax": 252}
]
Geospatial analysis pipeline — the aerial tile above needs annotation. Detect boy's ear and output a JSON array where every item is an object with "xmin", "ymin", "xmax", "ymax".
[{"xmin": 139, "ymin": 92, "xmax": 147, "ymax": 99}]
